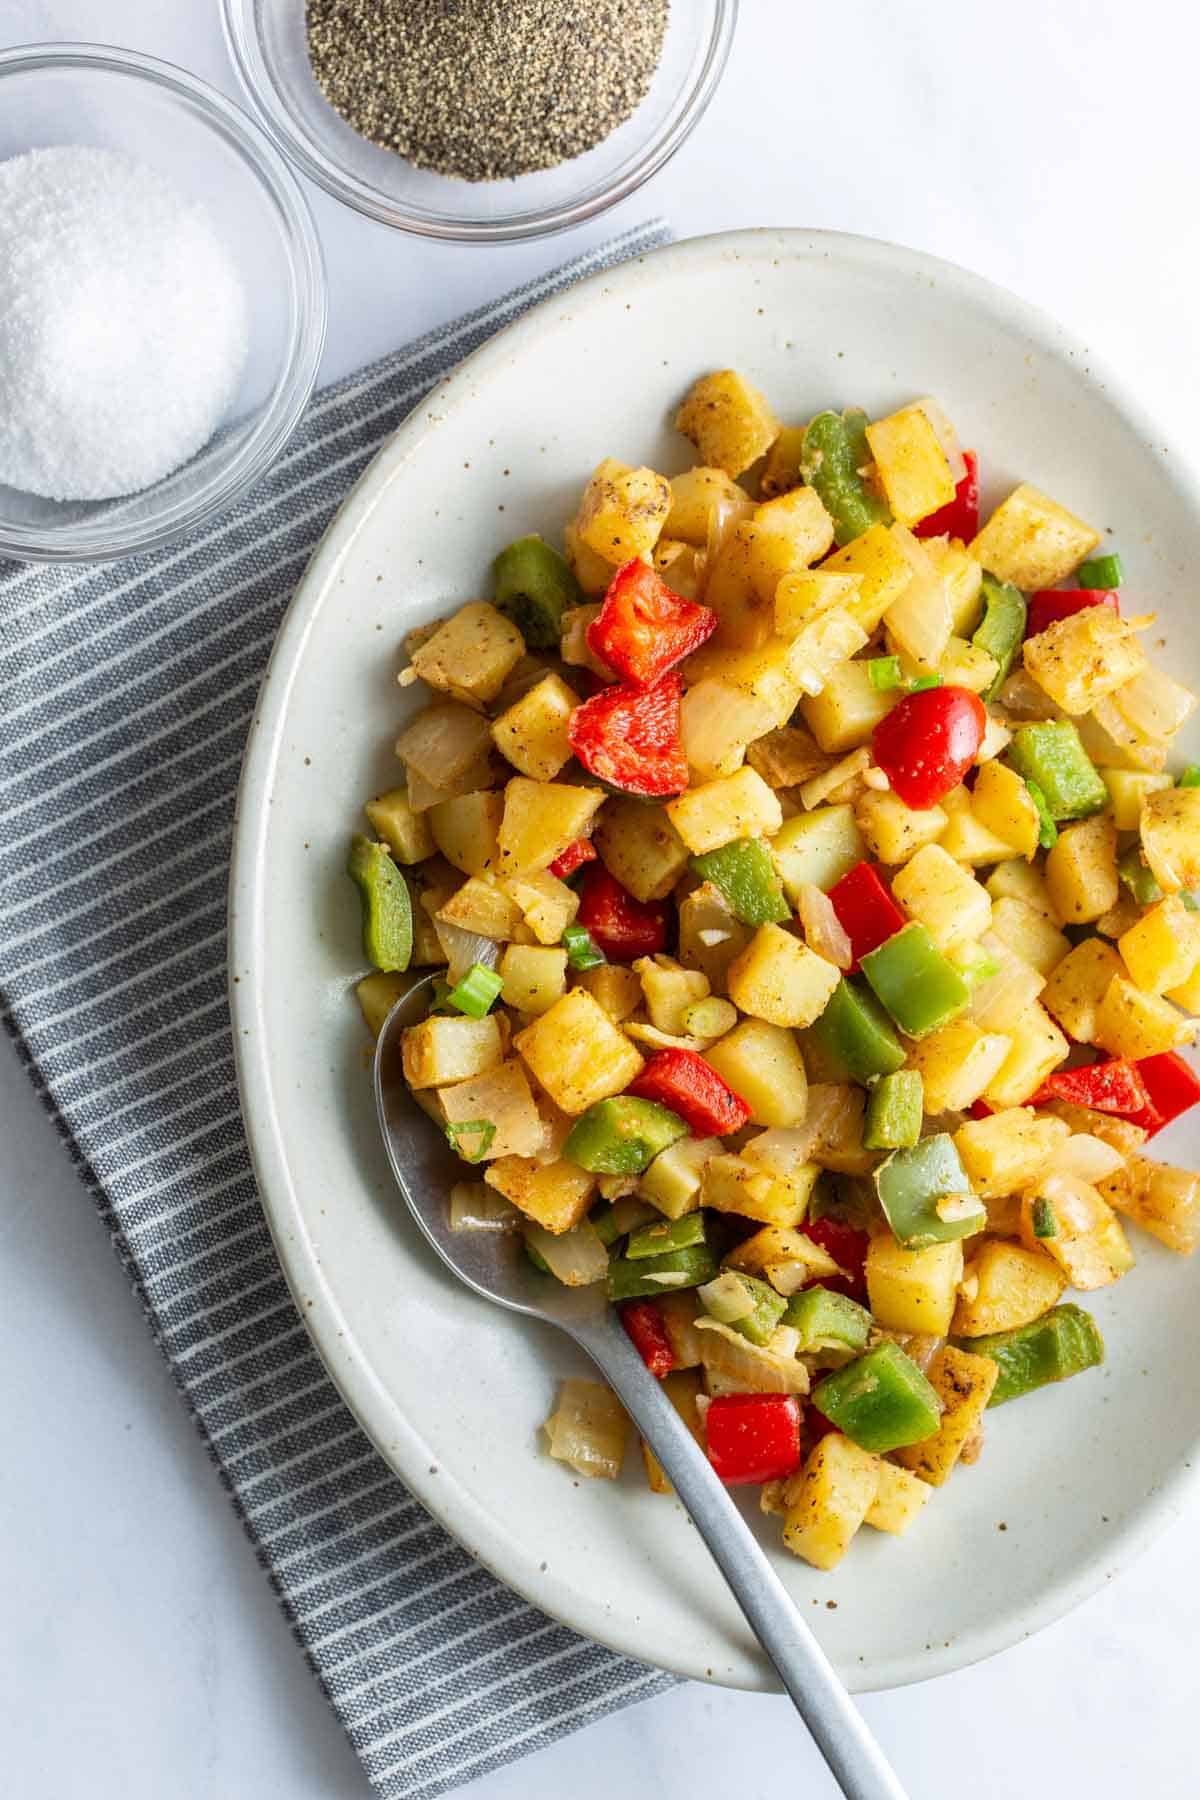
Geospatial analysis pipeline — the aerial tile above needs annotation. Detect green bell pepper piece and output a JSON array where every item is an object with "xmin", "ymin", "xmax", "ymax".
[
  {"xmin": 1119, "ymin": 847, "xmax": 1163, "ymax": 906},
  {"xmin": 1180, "ymin": 765, "xmax": 1200, "ymax": 789},
  {"xmin": 809, "ymin": 977, "xmax": 907, "ymax": 1083},
  {"xmin": 863, "ymin": 1070, "xmax": 924, "ymax": 1151},
  {"xmin": 626, "ymin": 1211, "xmax": 708, "ymax": 1260},
  {"xmin": 861, "ymin": 922, "xmax": 969, "ymax": 1039},
  {"xmin": 782, "ymin": 1285, "xmax": 872, "ymax": 1353},
  {"xmin": 811, "ymin": 1341, "xmax": 943, "ymax": 1452},
  {"xmin": 690, "ymin": 838, "xmax": 790, "ymax": 926},
  {"xmin": 347, "ymin": 835, "xmax": 413, "ymax": 972},
  {"xmin": 959, "ymin": 1303, "xmax": 1105, "ymax": 1407},
  {"xmin": 1006, "ymin": 722, "xmax": 1108, "ymax": 822},
  {"xmin": 971, "ymin": 574, "xmax": 1027, "ymax": 701},
  {"xmin": 699, "ymin": 1270, "xmax": 786, "ymax": 1346},
  {"xmin": 492, "ymin": 534, "xmax": 580, "ymax": 649},
  {"xmin": 875, "ymin": 1133, "xmax": 985, "ymax": 1248},
  {"xmin": 564, "ymin": 1097, "xmax": 687, "ymax": 1175},
  {"xmin": 1077, "ymin": 552, "xmax": 1123, "ymax": 589},
  {"xmin": 800, "ymin": 408, "xmax": 892, "ymax": 545},
  {"xmin": 1025, "ymin": 778, "xmax": 1058, "ymax": 850},
  {"xmin": 606, "ymin": 1242, "xmax": 718, "ymax": 1302}
]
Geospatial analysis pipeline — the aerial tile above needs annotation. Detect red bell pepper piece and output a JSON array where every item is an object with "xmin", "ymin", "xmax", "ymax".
[
  {"xmin": 1026, "ymin": 588, "xmax": 1120, "ymax": 639},
  {"xmin": 969, "ymin": 1099, "xmax": 994, "ymax": 1120},
  {"xmin": 568, "ymin": 670, "xmax": 689, "ymax": 798},
  {"xmin": 626, "ymin": 1047, "xmax": 751, "ymax": 1137},
  {"xmin": 621, "ymin": 1300, "xmax": 675, "ymax": 1377},
  {"xmin": 802, "ymin": 1217, "xmax": 870, "ymax": 1305},
  {"xmin": 1132, "ymin": 1052, "xmax": 1200, "ymax": 1136},
  {"xmin": 872, "ymin": 684, "xmax": 987, "ymax": 810},
  {"xmin": 586, "ymin": 559, "xmax": 717, "ymax": 688},
  {"xmin": 548, "ymin": 837, "xmax": 598, "ymax": 880},
  {"xmin": 576, "ymin": 864, "xmax": 668, "ymax": 960},
  {"xmin": 705, "ymin": 1393, "xmax": 802, "ymax": 1485},
  {"xmin": 913, "ymin": 449, "xmax": 978, "ymax": 542},
  {"xmin": 1036, "ymin": 1059, "xmax": 1156, "ymax": 1118},
  {"xmin": 827, "ymin": 861, "xmax": 907, "ymax": 971}
]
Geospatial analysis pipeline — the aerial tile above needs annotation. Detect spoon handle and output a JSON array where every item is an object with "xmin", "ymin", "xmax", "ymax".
[{"xmin": 574, "ymin": 1312, "xmax": 910, "ymax": 1800}]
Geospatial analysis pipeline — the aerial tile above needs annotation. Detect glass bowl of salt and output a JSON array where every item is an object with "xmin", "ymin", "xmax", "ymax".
[{"xmin": 0, "ymin": 43, "xmax": 327, "ymax": 563}]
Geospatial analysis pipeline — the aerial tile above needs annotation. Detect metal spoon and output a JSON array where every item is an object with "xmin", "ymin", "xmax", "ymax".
[{"xmin": 374, "ymin": 976, "xmax": 909, "ymax": 1800}]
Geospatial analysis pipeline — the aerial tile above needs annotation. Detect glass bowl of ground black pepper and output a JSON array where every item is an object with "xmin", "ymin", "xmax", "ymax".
[{"xmin": 221, "ymin": 0, "xmax": 736, "ymax": 242}]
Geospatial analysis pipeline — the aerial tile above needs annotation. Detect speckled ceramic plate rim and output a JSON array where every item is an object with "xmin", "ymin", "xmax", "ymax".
[{"xmin": 229, "ymin": 227, "xmax": 1200, "ymax": 1692}]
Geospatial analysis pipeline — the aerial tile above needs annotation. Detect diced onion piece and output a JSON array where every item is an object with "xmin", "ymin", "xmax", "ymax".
[
  {"xmin": 904, "ymin": 1334, "xmax": 945, "ymax": 1373},
  {"xmin": 543, "ymin": 1377, "xmax": 629, "ymax": 1478},
  {"xmin": 625, "ymin": 1020, "xmax": 711, "ymax": 1053},
  {"xmin": 762, "ymin": 1258, "xmax": 817, "ymax": 1297},
  {"xmin": 934, "ymin": 1192, "xmax": 981, "ymax": 1224},
  {"xmin": 861, "ymin": 765, "xmax": 891, "ymax": 791},
  {"xmin": 1039, "ymin": 1172, "xmax": 1104, "ymax": 1231},
  {"xmin": 778, "ymin": 1082, "xmax": 857, "ymax": 1165},
  {"xmin": 1044, "ymin": 1133, "xmax": 1125, "ymax": 1185},
  {"xmin": 682, "ymin": 996, "xmax": 739, "ymax": 1040},
  {"xmin": 1111, "ymin": 667, "xmax": 1198, "ymax": 741},
  {"xmin": 642, "ymin": 1270, "xmax": 692, "ymax": 1288},
  {"xmin": 694, "ymin": 1392, "xmax": 712, "ymax": 1425},
  {"xmin": 397, "ymin": 664, "xmax": 420, "ymax": 687},
  {"xmin": 742, "ymin": 1128, "xmax": 814, "ymax": 1176},
  {"xmin": 977, "ymin": 713, "xmax": 1014, "ymax": 763},
  {"xmin": 697, "ymin": 927, "xmax": 732, "ymax": 948},
  {"xmin": 433, "ymin": 918, "xmax": 500, "ymax": 986},
  {"xmin": 449, "ymin": 1182, "xmax": 519, "ymax": 1232},
  {"xmin": 524, "ymin": 1220, "xmax": 609, "ymax": 1288},
  {"xmin": 698, "ymin": 1271, "xmax": 755, "ymax": 1322},
  {"xmin": 913, "ymin": 395, "xmax": 967, "ymax": 484},
  {"xmin": 998, "ymin": 669, "xmax": 1062, "ymax": 720},
  {"xmin": 695, "ymin": 1319, "xmax": 810, "ymax": 1394},
  {"xmin": 797, "ymin": 882, "xmax": 853, "ymax": 970},
  {"xmin": 704, "ymin": 484, "xmax": 756, "ymax": 575},
  {"xmin": 799, "ymin": 747, "xmax": 870, "ymax": 811}
]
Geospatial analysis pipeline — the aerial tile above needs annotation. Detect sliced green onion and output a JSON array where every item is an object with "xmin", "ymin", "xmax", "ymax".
[
  {"xmin": 562, "ymin": 923, "xmax": 606, "ymax": 970},
  {"xmin": 1025, "ymin": 779, "xmax": 1058, "ymax": 850},
  {"xmin": 446, "ymin": 962, "xmax": 504, "ymax": 1018},
  {"xmin": 1179, "ymin": 765, "xmax": 1200, "ymax": 790},
  {"xmin": 953, "ymin": 942, "xmax": 1001, "ymax": 990},
  {"xmin": 445, "ymin": 1119, "xmax": 497, "ymax": 1163},
  {"xmin": 868, "ymin": 655, "xmax": 904, "ymax": 692},
  {"xmin": 908, "ymin": 674, "xmax": 944, "ymax": 693},
  {"xmin": 1032, "ymin": 1196, "xmax": 1058, "ymax": 1239},
  {"xmin": 429, "ymin": 977, "xmax": 455, "ymax": 1012},
  {"xmin": 1077, "ymin": 553, "xmax": 1123, "ymax": 590}
]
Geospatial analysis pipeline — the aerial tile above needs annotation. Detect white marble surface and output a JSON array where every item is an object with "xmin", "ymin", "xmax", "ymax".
[{"xmin": 3, "ymin": 2, "xmax": 1200, "ymax": 1796}]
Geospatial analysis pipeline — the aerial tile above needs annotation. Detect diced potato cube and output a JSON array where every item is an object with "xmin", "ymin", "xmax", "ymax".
[
  {"xmin": 637, "ymin": 1135, "xmax": 721, "ymax": 1220},
  {"xmin": 653, "ymin": 538, "xmax": 706, "ymax": 599},
  {"xmin": 747, "ymin": 486, "xmax": 836, "ymax": 599},
  {"xmin": 440, "ymin": 1060, "xmax": 544, "ymax": 1160},
  {"xmin": 866, "ymin": 1236, "xmax": 964, "ymax": 1336},
  {"xmin": 514, "ymin": 988, "xmax": 644, "ymax": 1114},
  {"xmin": 937, "ymin": 786, "xmax": 1023, "ymax": 867},
  {"xmin": 680, "ymin": 678, "xmax": 777, "ymax": 781},
  {"xmin": 563, "ymin": 521, "xmax": 618, "ymax": 597},
  {"xmin": 855, "ymin": 788, "xmax": 948, "ymax": 865},
  {"xmin": 703, "ymin": 522, "xmax": 775, "ymax": 649},
  {"xmin": 704, "ymin": 1018, "xmax": 809, "ymax": 1127},
  {"xmin": 489, "ymin": 1156, "xmax": 595, "ymax": 1236},
  {"xmin": 364, "ymin": 787, "xmax": 435, "ymax": 864},
  {"xmin": 702, "ymin": 1156, "xmax": 821, "ymax": 1229},
  {"xmin": 491, "ymin": 673, "xmax": 578, "ymax": 782},
  {"xmin": 1045, "ymin": 815, "xmax": 1118, "ymax": 925},
  {"xmin": 677, "ymin": 882, "xmax": 753, "ymax": 995},
  {"xmin": 969, "ymin": 483, "xmax": 1101, "ymax": 590},
  {"xmin": 881, "ymin": 528, "xmax": 953, "ymax": 671},
  {"xmin": 1036, "ymin": 1099, "xmax": 1149, "ymax": 1159},
  {"xmin": 409, "ymin": 601, "xmax": 526, "ymax": 709},
  {"xmin": 984, "ymin": 858, "xmax": 1059, "ymax": 922},
  {"xmin": 782, "ymin": 1435, "xmax": 881, "ymax": 1570},
  {"xmin": 723, "ymin": 1223, "xmax": 838, "ymax": 1285},
  {"xmin": 666, "ymin": 765, "xmax": 782, "ymax": 855},
  {"xmin": 1093, "ymin": 977, "xmax": 1195, "ymax": 1059},
  {"xmin": 402, "ymin": 1014, "xmax": 504, "ymax": 1088},
  {"xmin": 865, "ymin": 1460, "xmax": 933, "ymax": 1535},
  {"xmin": 891, "ymin": 844, "xmax": 992, "ymax": 951},
  {"xmin": 499, "ymin": 945, "xmax": 568, "ymax": 1016},
  {"xmin": 496, "ymin": 777, "xmax": 605, "ymax": 878},
  {"xmin": 971, "ymin": 759, "xmax": 1041, "ymax": 859},
  {"xmin": 571, "ymin": 962, "xmax": 643, "ymax": 1021},
  {"xmin": 907, "ymin": 1020, "xmax": 1013, "ymax": 1113},
  {"xmin": 1100, "ymin": 768, "xmax": 1174, "ymax": 831},
  {"xmin": 675, "ymin": 370, "xmax": 780, "ymax": 478},
  {"xmin": 1167, "ymin": 960, "xmax": 1200, "ymax": 1015},
  {"xmin": 865, "ymin": 404, "xmax": 956, "ymax": 526},
  {"xmin": 684, "ymin": 635, "xmax": 808, "ymax": 730},
  {"xmin": 355, "ymin": 970, "xmax": 409, "ymax": 1040},
  {"xmin": 822, "ymin": 523, "xmax": 915, "ymax": 632},
  {"xmin": 798, "ymin": 658, "xmax": 897, "ymax": 754},
  {"xmin": 593, "ymin": 798, "xmax": 690, "ymax": 903},
  {"xmin": 1099, "ymin": 1156, "xmax": 1200, "ymax": 1255},
  {"xmin": 785, "ymin": 608, "xmax": 869, "ymax": 699},
  {"xmin": 560, "ymin": 601, "xmax": 613, "ymax": 676},
  {"xmin": 893, "ymin": 1345, "xmax": 998, "ymax": 1486},
  {"xmin": 1023, "ymin": 609, "xmax": 1146, "ymax": 716},
  {"xmin": 1140, "ymin": 787, "xmax": 1200, "ymax": 895},
  {"xmin": 760, "ymin": 426, "xmax": 806, "ymax": 499},
  {"xmin": 502, "ymin": 870, "xmax": 579, "ymax": 945},
  {"xmin": 727, "ymin": 924, "xmax": 840, "ymax": 1028},
  {"xmin": 1119, "ymin": 896, "xmax": 1200, "ymax": 995},
  {"xmin": 437, "ymin": 876, "xmax": 523, "ymax": 939},
  {"xmin": 934, "ymin": 539, "xmax": 985, "ymax": 636},
  {"xmin": 641, "ymin": 1369, "xmax": 706, "ymax": 1493},
  {"xmin": 635, "ymin": 955, "xmax": 710, "ymax": 1035},
  {"xmin": 771, "ymin": 805, "xmax": 866, "ymax": 899},
  {"xmin": 939, "ymin": 636, "xmax": 999, "ymax": 695},
  {"xmin": 953, "ymin": 1107, "xmax": 1070, "ymax": 1199},
  {"xmin": 746, "ymin": 724, "xmax": 832, "ymax": 792},
  {"xmin": 952, "ymin": 1240, "xmax": 1067, "ymax": 1336},
  {"xmin": 988, "ymin": 896, "xmax": 1071, "ymax": 978},
  {"xmin": 1040, "ymin": 939, "xmax": 1125, "ymax": 1044},
  {"xmin": 1021, "ymin": 1176, "xmax": 1135, "ymax": 1289},
  {"xmin": 428, "ymin": 790, "xmax": 504, "ymax": 877},
  {"xmin": 664, "ymin": 465, "xmax": 752, "ymax": 545},
  {"xmin": 576, "ymin": 460, "xmax": 671, "ymax": 561},
  {"xmin": 964, "ymin": 931, "xmax": 1045, "ymax": 1032},
  {"xmin": 774, "ymin": 570, "xmax": 863, "ymax": 637},
  {"xmin": 982, "ymin": 1003, "xmax": 1069, "ymax": 1107}
]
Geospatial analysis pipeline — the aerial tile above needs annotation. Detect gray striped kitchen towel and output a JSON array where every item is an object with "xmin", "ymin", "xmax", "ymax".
[{"xmin": 0, "ymin": 220, "xmax": 675, "ymax": 1800}]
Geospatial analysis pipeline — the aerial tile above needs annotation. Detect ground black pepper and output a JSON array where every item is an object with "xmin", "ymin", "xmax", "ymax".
[{"xmin": 306, "ymin": 0, "xmax": 669, "ymax": 182}]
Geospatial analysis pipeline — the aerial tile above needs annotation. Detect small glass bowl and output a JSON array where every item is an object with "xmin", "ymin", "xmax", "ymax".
[
  {"xmin": 0, "ymin": 44, "xmax": 326, "ymax": 564},
  {"xmin": 221, "ymin": 0, "xmax": 737, "ymax": 242}
]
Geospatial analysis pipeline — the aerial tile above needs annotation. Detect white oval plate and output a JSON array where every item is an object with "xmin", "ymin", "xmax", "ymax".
[{"xmin": 230, "ymin": 229, "xmax": 1200, "ymax": 1692}]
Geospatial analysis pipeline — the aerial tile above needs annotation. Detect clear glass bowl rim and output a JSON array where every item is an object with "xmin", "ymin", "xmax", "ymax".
[
  {"xmin": 0, "ymin": 40, "xmax": 327, "ymax": 565},
  {"xmin": 220, "ymin": 0, "xmax": 738, "ymax": 242}
]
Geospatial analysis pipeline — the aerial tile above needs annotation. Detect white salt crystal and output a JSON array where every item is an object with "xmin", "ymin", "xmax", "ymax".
[{"xmin": 0, "ymin": 145, "xmax": 248, "ymax": 502}]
